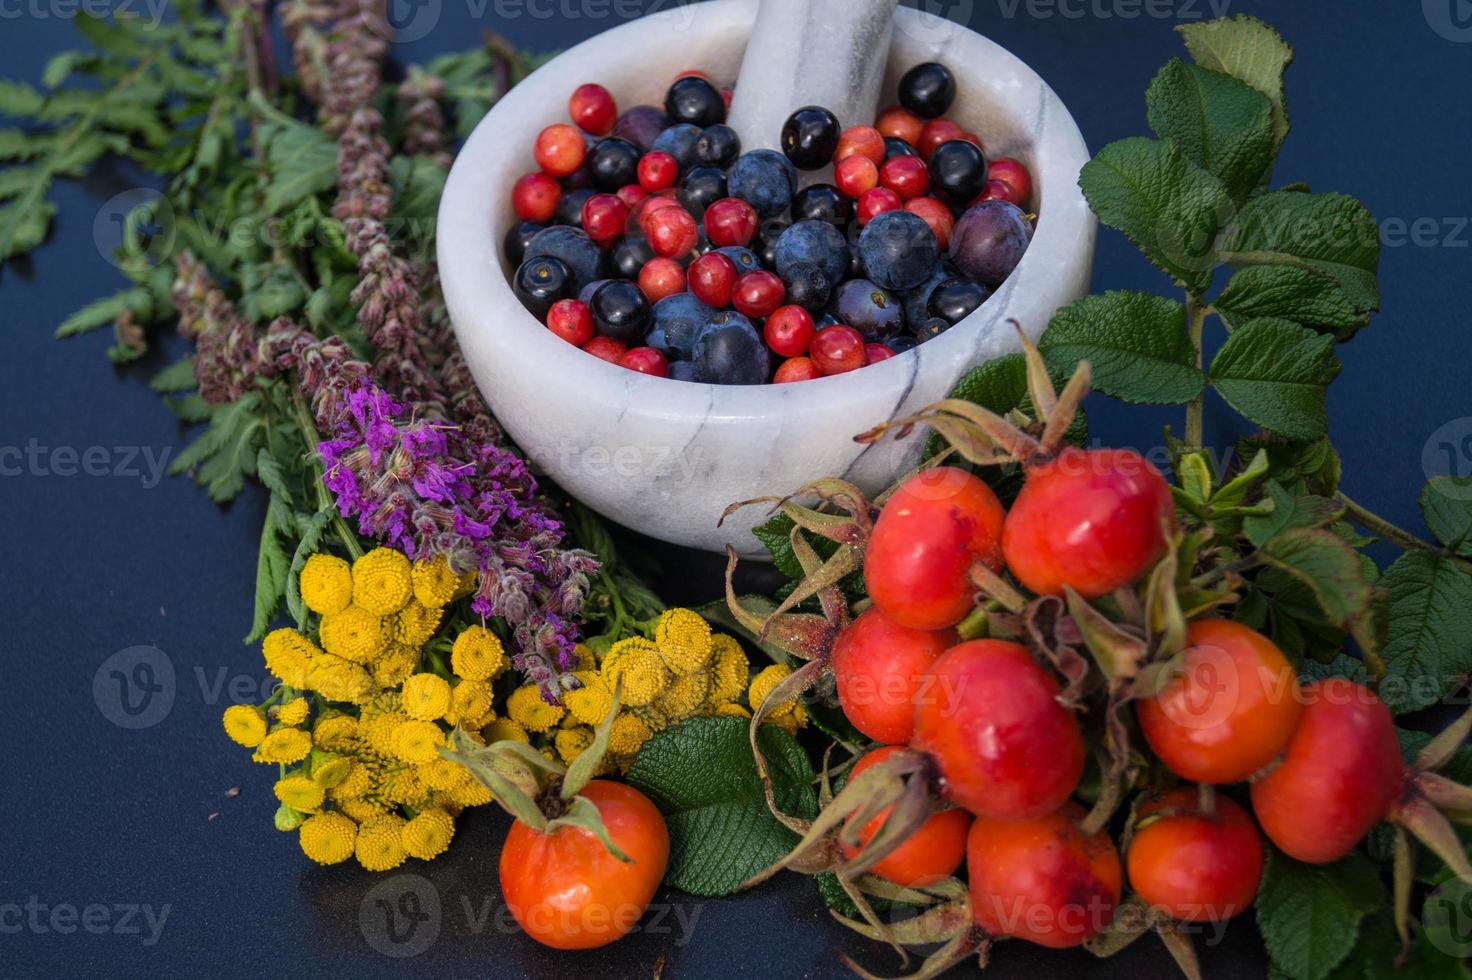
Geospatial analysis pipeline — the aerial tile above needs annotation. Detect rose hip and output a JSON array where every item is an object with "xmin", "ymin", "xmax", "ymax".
[
  {"xmin": 763, "ymin": 305, "xmax": 815, "ymax": 357},
  {"xmin": 703, "ymin": 197, "xmax": 759, "ymax": 247},
  {"xmin": 637, "ymin": 151, "xmax": 679, "ymax": 192},
  {"xmin": 546, "ymin": 299, "xmax": 594, "ymax": 346},
  {"xmin": 733, "ymin": 270, "xmax": 785, "ymax": 318},
  {"xmin": 774, "ymin": 357, "xmax": 821, "ymax": 383},
  {"xmin": 637, "ymin": 257, "xmax": 686, "ymax": 303},
  {"xmin": 810, "ymin": 324, "xmax": 865, "ymax": 374},
  {"xmin": 583, "ymin": 336, "xmax": 628, "ymax": 364},
  {"xmin": 619, "ymin": 346, "xmax": 669, "ymax": 377},
  {"xmin": 643, "ymin": 205, "xmax": 699, "ymax": 258},
  {"xmin": 905, "ymin": 196, "xmax": 955, "ymax": 250},
  {"xmin": 856, "ymin": 187, "xmax": 903, "ymax": 225},
  {"xmin": 512, "ymin": 172, "xmax": 561, "ymax": 222},
  {"xmin": 880, "ymin": 156, "xmax": 930, "ymax": 200},
  {"xmin": 534, "ymin": 123, "xmax": 587, "ymax": 177},
  {"xmin": 688, "ymin": 251, "xmax": 738, "ymax": 307},
  {"xmin": 568, "ymin": 83, "xmax": 617, "ymax": 136},
  {"xmin": 581, "ymin": 193, "xmax": 629, "ymax": 244},
  {"xmin": 835, "ymin": 155, "xmax": 880, "ymax": 199},
  {"xmin": 835, "ymin": 125, "xmax": 885, "ymax": 165}
]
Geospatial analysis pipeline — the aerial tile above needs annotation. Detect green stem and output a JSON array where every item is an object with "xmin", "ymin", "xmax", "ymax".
[
  {"xmin": 1338, "ymin": 493, "xmax": 1472, "ymax": 573},
  {"xmin": 1184, "ymin": 294, "xmax": 1209, "ymax": 449},
  {"xmin": 291, "ymin": 389, "xmax": 362, "ymax": 560}
]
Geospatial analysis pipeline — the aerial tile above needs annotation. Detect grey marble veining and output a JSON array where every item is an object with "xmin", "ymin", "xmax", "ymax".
[{"xmin": 437, "ymin": 0, "xmax": 1096, "ymax": 558}]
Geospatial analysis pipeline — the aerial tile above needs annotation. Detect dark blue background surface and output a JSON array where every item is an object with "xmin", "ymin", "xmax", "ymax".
[{"xmin": 3, "ymin": 1, "xmax": 1469, "ymax": 976}]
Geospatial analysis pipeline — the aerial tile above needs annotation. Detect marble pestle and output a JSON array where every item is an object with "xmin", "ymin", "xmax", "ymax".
[{"xmin": 724, "ymin": 0, "xmax": 901, "ymax": 155}]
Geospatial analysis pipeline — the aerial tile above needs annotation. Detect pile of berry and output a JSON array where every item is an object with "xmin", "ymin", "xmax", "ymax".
[{"xmin": 506, "ymin": 63, "xmax": 1034, "ymax": 384}]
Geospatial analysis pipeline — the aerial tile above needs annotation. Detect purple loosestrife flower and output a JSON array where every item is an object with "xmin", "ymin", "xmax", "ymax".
[{"xmin": 319, "ymin": 382, "xmax": 598, "ymax": 698}]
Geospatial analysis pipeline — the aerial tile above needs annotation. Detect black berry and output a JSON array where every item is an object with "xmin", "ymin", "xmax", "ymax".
[
  {"xmin": 514, "ymin": 255, "xmax": 575, "ymax": 319},
  {"xmin": 665, "ymin": 76, "xmax": 726, "ymax": 127},
  {"xmin": 899, "ymin": 62, "xmax": 956, "ymax": 119},
  {"xmin": 590, "ymin": 279, "xmax": 652, "ymax": 344},
  {"xmin": 586, "ymin": 137, "xmax": 641, "ymax": 190},
  {"xmin": 781, "ymin": 105, "xmax": 840, "ymax": 170},
  {"xmin": 928, "ymin": 140, "xmax": 988, "ymax": 205},
  {"xmin": 792, "ymin": 183, "xmax": 854, "ymax": 228}
]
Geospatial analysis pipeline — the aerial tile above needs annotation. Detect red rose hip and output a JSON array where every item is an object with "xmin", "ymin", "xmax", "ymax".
[
  {"xmin": 619, "ymin": 346, "xmax": 669, "ymax": 377},
  {"xmin": 581, "ymin": 193, "xmax": 629, "ymax": 244},
  {"xmin": 703, "ymin": 198, "xmax": 759, "ymax": 247},
  {"xmin": 637, "ymin": 151, "xmax": 679, "ymax": 192},
  {"xmin": 643, "ymin": 205, "xmax": 698, "ymax": 258},
  {"xmin": 687, "ymin": 251, "xmax": 738, "ymax": 307},
  {"xmin": 512, "ymin": 172, "xmax": 561, "ymax": 223},
  {"xmin": 879, "ymin": 156, "xmax": 930, "ymax": 200},
  {"xmin": 637, "ymin": 257, "xmax": 685, "ymax": 303},
  {"xmin": 773, "ymin": 357, "xmax": 821, "ymax": 383}
]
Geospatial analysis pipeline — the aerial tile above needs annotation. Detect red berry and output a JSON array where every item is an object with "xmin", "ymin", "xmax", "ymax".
[
  {"xmin": 1250, "ymin": 679, "xmax": 1405, "ymax": 864},
  {"xmin": 619, "ymin": 346, "xmax": 669, "ymax": 377},
  {"xmin": 582, "ymin": 336, "xmax": 628, "ymax": 364},
  {"xmin": 918, "ymin": 119, "xmax": 963, "ymax": 160},
  {"xmin": 879, "ymin": 156, "xmax": 930, "ymax": 200},
  {"xmin": 968, "ymin": 802, "xmax": 1121, "ymax": 949},
  {"xmin": 674, "ymin": 69, "xmax": 711, "ymax": 82},
  {"xmin": 721, "ymin": 87, "xmax": 734, "ymax": 112},
  {"xmin": 762, "ymin": 305, "xmax": 815, "ymax": 357},
  {"xmin": 831, "ymin": 606, "xmax": 954, "ymax": 744},
  {"xmin": 974, "ymin": 178, "xmax": 1026, "ymax": 208},
  {"xmin": 687, "ymin": 252, "xmax": 738, "ymax": 307},
  {"xmin": 856, "ymin": 187, "xmax": 903, "ymax": 225},
  {"xmin": 875, "ymin": 104, "xmax": 924, "ymax": 144},
  {"xmin": 546, "ymin": 299, "xmax": 594, "ymax": 346},
  {"xmin": 905, "ymin": 196, "xmax": 955, "ymax": 250},
  {"xmin": 732, "ymin": 270, "xmax": 784, "ymax": 318},
  {"xmin": 1002, "ymin": 447, "xmax": 1174, "ymax": 599},
  {"xmin": 865, "ymin": 467, "xmax": 1005, "ymax": 630},
  {"xmin": 773, "ymin": 356, "xmax": 821, "ymax": 383},
  {"xmin": 512, "ymin": 172, "xmax": 561, "ymax": 222},
  {"xmin": 703, "ymin": 197, "xmax": 759, "ymax": 247},
  {"xmin": 534, "ymin": 123, "xmax": 586, "ymax": 177},
  {"xmin": 840, "ymin": 746, "xmax": 973, "ymax": 888},
  {"xmin": 616, "ymin": 184, "xmax": 648, "ymax": 209},
  {"xmin": 914, "ymin": 640, "xmax": 1086, "ymax": 822},
  {"xmin": 864, "ymin": 342, "xmax": 895, "ymax": 364},
  {"xmin": 643, "ymin": 205, "xmax": 698, "ymax": 258},
  {"xmin": 987, "ymin": 157, "xmax": 1032, "ymax": 204},
  {"xmin": 568, "ymin": 83, "xmax": 617, "ymax": 136},
  {"xmin": 637, "ymin": 151, "xmax": 679, "ymax": 192},
  {"xmin": 834, "ymin": 155, "xmax": 880, "ymax": 199},
  {"xmin": 581, "ymin": 193, "xmax": 630, "ymax": 244},
  {"xmin": 1127, "ymin": 789, "xmax": 1263, "ymax": 923},
  {"xmin": 810, "ymin": 324, "xmax": 865, "ymax": 375},
  {"xmin": 637, "ymin": 257, "xmax": 686, "ymax": 303},
  {"xmin": 835, "ymin": 125, "xmax": 885, "ymax": 165}
]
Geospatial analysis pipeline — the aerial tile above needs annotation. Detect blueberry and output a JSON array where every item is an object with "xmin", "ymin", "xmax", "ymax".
[
  {"xmin": 694, "ymin": 124, "xmax": 740, "ymax": 168},
  {"xmin": 884, "ymin": 137, "xmax": 919, "ymax": 160},
  {"xmin": 590, "ymin": 279, "xmax": 651, "ymax": 344},
  {"xmin": 648, "ymin": 292, "xmax": 719, "ymax": 360},
  {"xmin": 513, "ymin": 255, "xmax": 574, "ymax": 319},
  {"xmin": 915, "ymin": 316, "xmax": 952, "ymax": 340},
  {"xmin": 831, "ymin": 278, "xmax": 903, "ymax": 341},
  {"xmin": 754, "ymin": 217, "xmax": 790, "ymax": 269},
  {"xmin": 858, "ymin": 210, "xmax": 939, "ymax": 291},
  {"xmin": 847, "ymin": 245, "xmax": 866, "ymax": 280},
  {"xmin": 612, "ymin": 105, "xmax": 668, "ymax": 150},
  {"xmin": 587, "ymin": 137, "xmax": 641, "ymax": 190},
  {"xmin": 927, "ymin": 277, "xmax": 992, "ymax": 324},
  {"xmin": 899, "ymin": 62, "xmax": 956, "ymax": 119},
  {"xmin": 578, "ymin": 278, "xmax": 611, "ymax": 305},
  {"xmin": 814, "ymin": 311, "xmax": 842, "ymax": 330},
  {"xmin": 652, "ymin": 124, "xmax": 703, "ymax": 173},
  {"xmin": 950, "ymin": 200, "xmax": 1033, "ymax": 286},
  {"xmin": 692, "ymin": 311, "xmax": 770, "ymax": 385},
  {"xmin": 555, "ymin": 188, "xmax": 593, "ymax": 227},
  {"xmin": 668, "ymin": 360, "xmax": 697, "ymax": 382},
  {"xmin": 728, "ymin": 149, "xmax": 797, "ymax": 219},
  {"xmin": 523, "ymin": 225, "xmax": 606, "ymax": 292},
  {"xmin": 929, "ymin": 140, "xmax": 988, "ymax": 205},
  {"xmin": 901, "ymin": 261, "xmax": 959, "ymax": 326},
  {"xmin": 716, "ymin": 245, "xmax": 762, "ymax": 275},
  {"xmin": 666, "ymin": 77, "xmax": 726, "ymax": 127},
  {"xmin": 679, "ymin": 165, "xmax": 728, "ymax": 219},
  {"xmin": 504, "ymin": 220, "xmax": 545, "ymax": 266},
  {"xmin": 792, "ymin": 183, "xmax": 854, "ymax": 228},
  {"xmin": 783, "ymin": 261, "xmax": 832, "ymax": 311},
  {"xmin": 773, "ymin": 219, "xmax": 850, "ymax": 284},
  {"xmin": 611, "ymin": 236, "xmax": 655, "ymax": 280},
  {"xmin": 887, "ymin": 335, "xmax": 919, "ymax": 355},
  {"xmin": 781, "ymin": 105, "xmax": 840, "ymax": 170}
]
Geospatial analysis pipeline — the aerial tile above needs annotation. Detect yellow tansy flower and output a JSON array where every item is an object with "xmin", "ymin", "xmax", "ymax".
[
  {"xmin": 481, "ymin": 717, "xmax": 529, "ymax": 745},
  {"xmin": 654, "ymin": 608, "xmax": 714, "ymax": 675},
  {"xmin": 275, "ymin": 697, "xmax": 310, "ymax": 726},
  {"xmin": 393, "ymin": 601, "xmax": 443, "ymax": 647},
  {"xmin": 298, "ymin": 812, "xmax": 357, "ymax": 865},
  {"xmin": 261, "ymin": 629, "xmax": 317, "ymax": 688},
  {"xmin": 507, "ymin": 685, "xmax": 565, "ymax": 733},
  {"xmin": 607, "ymin": 712, "xmax": 654, "ymax": 757},
  {"xmin": 318, "ymin": 606, "xmax": 389, "ymax": 663},
  {"xmin": 381, "ymin": 767, "xmax": 430, "ymax": 809},
  {"xmin": 601, "ymin": 637, "xmax": 670, "ymax": 707},
  {"xmin": 355, "ymin": 815, "xmax": 408, "ymax": 871},
  {"xmin": 450, "ymin": 626, "xmax": 507, "ymax": 681},
  {"xmin": 391, "ymin": 719, "xmax": 446, "ymax": 764},
  {"xmin": 306, "ymin": 656, "xmax": 375, "ymax": 704},
  {"xmin": 337, "ymin": 797, "xmax": 388, "ymax": 824},
  {"xmin": 371, "ymin": 643, "xmax": 419, "ymax": 689},
  {"xmin": 253, "ymin": 727, "xmax": 312, "ymax": 764},
  {"xmin": 351, "ymin": 548, "xmax": 413, "ymax": 616},
  {"xmin": 312, "ymin": 714, "xmax": 359, "ymax": 752},
  {"xmin": 573, "ymin": 643, "xmax": 597, "ymax": 671},
  {"xmin": 749, "ymin": 663, "xmax": 795, "ymax": 711},
  {"xmin": 402, "ymin": 808, "xmax": 455, "ymax": 860},
  {"xmin": 299, "ymin": 553, "xmax": 354, "ymax": 615},
  {"xmin": 417, "ymin": 757, "xmax": 471, "ymax": 791},
  {"xmin": 714, "ymin": 702, "xmax": 751, "ymax": 719},
  {"xmin": 655, "ymin": 670, "xmax": 710, "ymax": 719},
  {"xmin": 411, "ymin": 555, "xmax": 460, "ymax": 608},
  {"xmin": 554, "ymin": 726, "xmax": 595, "ymax": 765},
  {"xmin": 223, "ymin": 704, "xmax": 267, "ymax": 747},
  {"xmin": 447, "ymin": 680, "xmax": 495, "ymax": 728},
  {"xmin": 274, "ymin": 774, "xmax": 326, "ymax": 812},
  {"xmin": 564, "ymin": 671, "xmax": 613, "ymax": 726},
  {"xmin": 329, "ymin": 762, "xmax": 374, "ymax": 800},
  {"xmin": 362, "ymin": 709, "xmax": 409, "ymax": 756},
  {"xmin": 447, "ymin": 777, "xmax": 493, "ymax": 807},
  {"xmin": 401, "ymin": 673, "xmax": 451, "ymax": 721},
  {"xmin": 706, "ymin": 634, "xmax": 750, "ymax": 706}
]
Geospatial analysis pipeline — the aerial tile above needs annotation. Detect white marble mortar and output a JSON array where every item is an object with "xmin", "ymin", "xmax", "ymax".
[{"xmin": 438, "ymin": 0, "xmax": 1096, "ymax": 557}]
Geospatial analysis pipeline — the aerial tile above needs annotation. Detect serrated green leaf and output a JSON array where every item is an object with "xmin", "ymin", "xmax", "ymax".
[
  {"xmin": 41, "ymin": 50, "xmax": 96, "ymax": 89},
  {"xmin": 55, "ymin": 289, "xmax": 134, "ymax": 338},
  {"xmin": 149, "ymin": 357, "xmax": 197, "ymax": 393},
  {"xmin": 751, "ymin": 514, "xmax": 805, "ymax": 581},
  {"xmin": 1257, "ymin": 848, "xmax": 1384, "ymax": 980},
  {"xmin": 0, "ymin": 197, "xmax": 55, "ymax": 258},
  {"xmin": 1378, "ymin": 552, "xmax": 1472, "ymax": 715},
  {"xmin": 625, "ymin": 716, "xmax": 817, "ymax": 896},
  {"xmin": 1215, "ymin": 264, "xmax": 1367, "ymax": 337},
  {"xmin": 1218, "ymin": 191, "xmax": 1381, "ymax": 316},
  {"xmin": 1145, "ymin": 59, "xmax": 1275, "ymax": 202},
  {"xmin": 1079, "ymin": 136, "xmax": 1231, "ymax": 295},
  {"xmin": 1257, "ymin": 527, "xmax": 1372, "ymax": 627},
  {"xmin": 0, "ymin": 128, "xmax": 43, "ymax": 161},
  {"xmin": 1421, "ymin": 479, "xmax": 1472, "ymax": 558},
  {"xmin": 169, "ymin": 393, "xmax": 264, "ymax": 503},
  {"xmin": 1299, "ymin": 653, "xmax": 1369, "ymax": 686},
  {"xmin": 247, "ymin": 493, "xmax": 292, "ymax": 643},
  {"xmin": 1040, "ymin": 290, "xmax": 1203, "ymax": 404},
  {"xmin": 1178, "ymin": 15, "xmax": 1294, "ymax": 150},
  {"xmin": 0, "ymin": 80, "xmax": 45, "ymax": 116},
  {"xmin": 1208, "ymin": 317, "xmax": 1340, "ymax": 439},
  {"xmin": 1245, "ymin": 481, "xmax": 1346, "ymax": 547},
  {"xmin": 946, "ymin": 352, "xmax": 1029, "ymax": 413},
  {"xmin": 262, "ymin": 121, "xmax": 337, "ymax": 214}
]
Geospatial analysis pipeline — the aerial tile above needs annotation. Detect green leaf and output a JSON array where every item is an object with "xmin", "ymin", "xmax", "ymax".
[
  {"xmin": 1214, "ymin": 264, "xmax": 1368, "ymax": 337},
  {"xmin": 1178, "ymin": 15, "xmax": 1294, "ymax": 150},
  {"xmin": 55, "ymin": 289, "xmax": 134, "ymax": 338},
  {"xmin": 285, "ymin": 511, "xmax": 331, "ymax": 629},
  {"xmin": 149, "ymin": 357, "xmax": 197, "ymax": 394},
  {"xmin": 1208, "ymin": 317, "xmax": 1340, "ymax": 439},
  {"xmin": 1257, "ymin": 527, "xmax": 1372, "ymax": 627},
  {"xmin": 1421, "ymin": 479, "xmax": 1472, "ymax": 557},
  {"xmin": 1218, "ymin": 191, "xmax": 1381, "ymax": 316},
  {"xmin": 261, "ymin": 121, "xmax": 338, "ymax": 214},
  {"xmin": 168, "ymin": 393, "xmax": 264, "ymax": 503},
  {"xmin": 1078, "ymin": 136, "xmax": 1231, "ymax": 295},
  {"xmin": 1040, "ymin": 291, "xmax": 1203, "ymax": 404},
  {"xmin": 247, "ymin": 491, "xmax": 292, "ymax": 643},
  {"xmin": 1145, "ymin": 59, "xmax": 1275, "ymax": 202},
  {"xmin": 1245, "ymin": 481, "xmax": 1346, "ymax": 547},
  {"xmin": 625, "ymin": 716, "xmax": 818, "ymax": 896},
  {"xmin": 1378, "ymin": 552, "xmax": 1472, "ymax": 715},
  {"xmin": 0, "ymin": 197, "xmax": 55, "ymax": 259},
  {"xmin": 0, "ymin": 80, "xmax": 45, "ymax": 116},
  {"xmin": 946, "ymin": 352, "xmax": 1028, "ymax": 413},
  {"xmin": 1256, "ymin": 848, "xmax": 1385, "ymax": 980}
]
